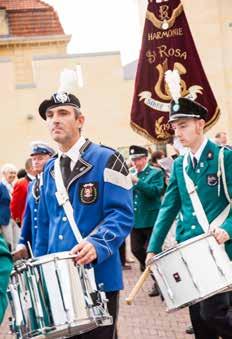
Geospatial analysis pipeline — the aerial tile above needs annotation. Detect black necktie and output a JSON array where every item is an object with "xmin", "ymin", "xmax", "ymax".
[
  {"xmin": 60, "ymin": 155, "xmax": 71, "ymax": 186},
  {"xmin": 34, "ymin": 176, "xmax": 40, "ymax": 200},
  {"xmin": 193, "ymin": 156, "xmax": 198, "ymax": 169}
]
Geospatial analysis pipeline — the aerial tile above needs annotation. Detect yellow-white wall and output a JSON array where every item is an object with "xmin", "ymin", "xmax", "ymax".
[
  {"xmin": 0, "ymin": 0, "xmax": 231, "ymax": 168},
  {"xmin": 0, "ymin": 49, "xmax": 144, "ymax": 168}
]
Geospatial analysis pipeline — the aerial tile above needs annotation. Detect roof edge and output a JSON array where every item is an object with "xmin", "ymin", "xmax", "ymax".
[{"xmin": 0, "ymin": 34, "xmax": 71, "ymax": 46}]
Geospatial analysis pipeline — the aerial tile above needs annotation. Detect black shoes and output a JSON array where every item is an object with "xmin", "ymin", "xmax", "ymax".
[
  {"xmin": 148, "ymin": 283, "xmax": 159, "ymax": 297},
  {"xmin": 122, "ymin": 263, "xmax": 132, "ymax": 270},
  {"xmin": 185, "ymin": 325, "xmax": 194, "ymax": 334}
]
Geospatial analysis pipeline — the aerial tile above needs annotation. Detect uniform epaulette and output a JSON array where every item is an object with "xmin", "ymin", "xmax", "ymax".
[{"xmin": 100, "ymin": 144, "xmax": 116, "ymax": 152}]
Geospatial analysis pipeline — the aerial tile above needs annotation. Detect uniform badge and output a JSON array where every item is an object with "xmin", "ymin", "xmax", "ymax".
[
  {"xmin": 207, "ymin": 151, "xmax": 214, "ymax": 160},
  {"xmin": 79, "ymin": 182, "xmax": 98, "ymax": 204},
  {"xmin": 53, "ymin": 92, "xmax": 69, "ymax": 104},
  {"xmin": 207, "ymin": 174, "xmax": 218, "ymax": 186},
  {"xmin": 173, "ymin": 103, "xmax": 180, "ymax": 112}
]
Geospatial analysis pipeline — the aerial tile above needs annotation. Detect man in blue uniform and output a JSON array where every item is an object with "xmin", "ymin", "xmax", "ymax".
[
  {"xmin": 146, "ymin": 97, "xmax": 232, "ymax": 339},
  {"xmin": 34, "ymin": 92, "xmax": 133, "ymax": 339},
  {"xmin": 13, "ymin": 142, "xmax": 54, "ymax": 260},
  {"xmin": 0, "ymin": 181, "xmax": 11, "ymax": 237}
]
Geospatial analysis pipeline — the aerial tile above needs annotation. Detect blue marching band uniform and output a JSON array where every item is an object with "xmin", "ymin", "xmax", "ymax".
[
  {"xmin": 18, "ymin": 179, "xmax": 40, "ymax": 252},
  {"xmin": 35, "ymin": 139, "xmax": 133, "ymax": 292},
  {"xmin": 18, "ymin": 143, "xmax": 55, "ymax": 253}
]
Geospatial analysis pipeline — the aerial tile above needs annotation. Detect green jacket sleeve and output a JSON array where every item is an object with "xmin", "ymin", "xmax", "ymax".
[
  {"xmin": 134, "ymin": 169, "xmax": 164, "ymax": 199},
  {"xmin": 147, "ymin": 162, "xmax": 181, "ymax": 253},
  {"xmin": 0, "ymin": 235, "xmax": 13, "ymax": 324}
]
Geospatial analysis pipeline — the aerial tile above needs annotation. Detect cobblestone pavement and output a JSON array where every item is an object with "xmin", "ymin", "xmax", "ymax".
[{"xmin": 0, "ymin": 261, "xmax": 193, "ymax": 339}]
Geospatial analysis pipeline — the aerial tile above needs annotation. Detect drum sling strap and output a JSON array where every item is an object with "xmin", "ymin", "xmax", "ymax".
[
  {"xmin": 183, "ymin": 150, "xmax": 231, "ymax": 233},
  {"xmin": 54, "ymin": 158, "xmax": 97, "ymax": 292}
]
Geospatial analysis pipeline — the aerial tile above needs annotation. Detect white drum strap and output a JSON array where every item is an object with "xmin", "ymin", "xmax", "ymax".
[
  {"xmin": 183, "ymin": 153, "xmax": 209, "ymax": 233},
  {"xmin": 219, "ymin": 147, "xmax": 232, "ymax": 205},
  {"xmin": 183, "ymin": 153, "xmax": 230, "ymax": 232},
  {"xmin": 54, "ymin": 158, "xmax": 97, "ymax": 291},
  {"xmin": 54, "ymin": 158, "xmax": 83, "ymax": 243}
]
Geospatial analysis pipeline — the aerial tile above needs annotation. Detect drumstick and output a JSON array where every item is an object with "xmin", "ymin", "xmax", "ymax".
[{"xmin": 125, "ymin": 266, "xmax": 151, "ymax": 305}]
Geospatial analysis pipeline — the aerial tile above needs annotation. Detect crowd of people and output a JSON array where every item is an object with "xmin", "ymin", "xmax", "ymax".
[{"xmin": 0, "ymin": 88, "xmax": 232, "ymax": 339}]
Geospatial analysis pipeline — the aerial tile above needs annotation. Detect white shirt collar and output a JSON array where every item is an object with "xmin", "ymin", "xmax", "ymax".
[
  {"xmin": 27, "ymin": 173, "xmax": 35, "ymax": 181},
  {"xmin": 58, "ymin": 136, "xmax": 86, "ymax": 169},
  {"xmin": 189, "ymin": 137, "xmax": 208, "ymax": 163}
]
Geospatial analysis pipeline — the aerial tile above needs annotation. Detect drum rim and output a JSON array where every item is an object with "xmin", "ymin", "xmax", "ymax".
[
  {"xmin": 30, "ymin": 251, "xmax": 77, "ymax": 266},
  {"xmin": 149, "ymin": 233, "xmax": 216, "ymax": 263}
]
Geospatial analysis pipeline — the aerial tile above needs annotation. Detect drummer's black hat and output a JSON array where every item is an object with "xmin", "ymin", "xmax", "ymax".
[
  {"xmin": 39, "ymin": 92, "xmax": 81, "ymax": 120},
  {"xmin": 169, "ymin": 98, "xmax": 208, "ymax": 123},
  {"xmin": 129, "ymin": 145, "xmax": 148, "ymax": 159}
]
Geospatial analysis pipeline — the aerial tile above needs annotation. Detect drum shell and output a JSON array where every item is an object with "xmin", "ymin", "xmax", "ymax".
[
  {"xmin": 150, "ymin": 234, "xmax": 232, "ymax": 312},
  {"xmin": 8, "ymin": 252, "xmax": 112, "ymax": 338}
]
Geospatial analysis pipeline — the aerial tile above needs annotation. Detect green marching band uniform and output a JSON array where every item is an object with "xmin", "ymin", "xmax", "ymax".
[
  {"xmin": 0, "ymin": 234, "xmax": 13, "ymax": 324},
  {"xmin": 147, "ymin": 138, "xmax": 232, "ymax": 258},
  {"xmin": 133, "ymin": 164, "xmax": 164, "ymax": 230},
  {"xmin": 147, "ymin": 91, "xmax": 232, "ymax": 338}
]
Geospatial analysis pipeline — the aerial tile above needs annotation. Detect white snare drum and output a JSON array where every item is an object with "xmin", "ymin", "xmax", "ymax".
[
  {"xmin": 8, "ymin": 252, "xmax": 112, "ymax": 338},
  {"xmin": 150, "ymin": 233, "xmax": 232, "ymax": 312}
]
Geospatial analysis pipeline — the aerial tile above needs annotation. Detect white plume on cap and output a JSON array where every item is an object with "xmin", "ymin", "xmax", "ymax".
[
  {"xmin": 58, "ymin": 68, "xmax": 78, "ymax": 93},
  {"xmin": 165, "ymin": 69, "xmax": 181, "ymax": 104}
]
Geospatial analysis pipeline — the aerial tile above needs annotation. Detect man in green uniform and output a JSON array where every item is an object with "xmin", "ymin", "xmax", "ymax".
[
  {"xmin": 146, "ymin": 97, "xmax": 232, "ymax": 339},
  {"xmin": 0, "ymin": 233, "xmax": 13, "ymax": 324},
  {"xmin": 129, "ymin": 145, "xmax": 164, "ymax": 296}
]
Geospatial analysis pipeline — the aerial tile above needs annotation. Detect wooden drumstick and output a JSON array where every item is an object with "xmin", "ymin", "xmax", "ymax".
[{"xmin": 125, "ymin": 266, "xmax": 151, "ymax": 305}]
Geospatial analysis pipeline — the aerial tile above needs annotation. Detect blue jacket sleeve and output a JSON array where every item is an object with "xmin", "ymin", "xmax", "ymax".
[
  {"xmin": 34, "ymin": 176, "xmax": 49, "ymax": 256},
  {"xmin": 19, "ymin": 189, "xmax": 32, "ymax": 247},
  {"xmin": 86, "ymin": 152, "xmax": 134, "ymax": 264}
]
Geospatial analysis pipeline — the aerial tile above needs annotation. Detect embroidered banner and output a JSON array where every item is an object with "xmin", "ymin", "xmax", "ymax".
[{"xmin": 130, "ymin": 0, "xmax": 220, "ymax": 143}]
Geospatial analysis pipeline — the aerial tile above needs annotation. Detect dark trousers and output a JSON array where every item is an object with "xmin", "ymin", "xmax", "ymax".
[
  {"xmin": 119, "ymin": 241, "xmax": 126, "ymax": 266},
  {"xmin": 69, "ymin": 291, "xmax": 119, "ymax": 339},
  {"xmin": 130, "ymin": 227, "xmax": 153, "ymax": 271},
  {"xmin": 189, "ymin": 292, "xmax": 232, "ymax": 339}
]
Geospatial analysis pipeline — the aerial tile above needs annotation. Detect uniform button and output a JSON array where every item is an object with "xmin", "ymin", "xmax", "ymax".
[
  {"xmin": 134, "ymin": 201, "xmax": 137, "ymax": 205},
  {"xmin": 59, "ymin": 235, "xmax": 64, "ymax": 240},
  {"xmin": 34, "ymin": 209, "xmax": 37, "ymax": 212},
  {"xmin": 134, "ymin": 208, "xmax": 137, "ymax": 211},
  {"xmin": 192, "ymin": 212, "xmax": 196, "ymax": 216},
  {"xmin": 34, "ymin": 217, "xmax": 37, "ymax": 221},
  {"xmin": 34, "ymin": 225, "xmax": 38, "ymax": 229},
  {"xmin": 191, "ymin": 225, "xmax": 196, "ymax": 230},
  {"xmin": 62, "ymin": 216, "xmax": 67, "ymax": 222}
]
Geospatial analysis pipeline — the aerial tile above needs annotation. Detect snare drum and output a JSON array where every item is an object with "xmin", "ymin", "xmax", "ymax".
[
  {"xmin": 8, "ymin": 252, "xmax": 112, "ymax": 338},
  {"xmin": 150, "ymin": 233, "xmax": 232, "ymax": 312},
  {"xmin": 8, "ymin": 261, "xmax": 41, "ymax": 338}
]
